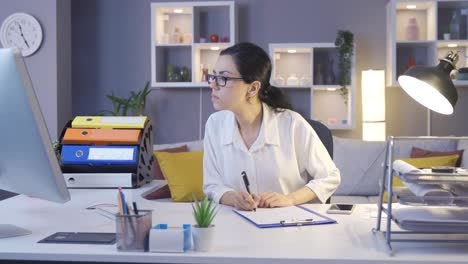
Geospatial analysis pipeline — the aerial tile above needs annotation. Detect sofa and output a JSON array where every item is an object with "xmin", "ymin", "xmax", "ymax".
[{"xmin": 154, "ymin": 136, "xmax": 468, "ymax": 204}]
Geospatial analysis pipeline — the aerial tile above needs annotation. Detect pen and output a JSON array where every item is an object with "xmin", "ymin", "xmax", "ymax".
[
  {"xmin": 132, "ymin": 201, "xmax": 139, "ymax": 215},
  {"xmin": 279, "ymin": 219, "xmax": 314, "ymax": 226},
  {"xmin": 241, "ymin": 171, "xmax": 256, "ymax": 212}
]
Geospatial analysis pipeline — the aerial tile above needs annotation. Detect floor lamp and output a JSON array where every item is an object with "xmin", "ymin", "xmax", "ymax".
[
  {"xmin": 362, "ymin": 70, "xmax": 385, "ymax": 141},
  {"xmin": 398, "ymin": 51, "xmax": 459, "ymax": 134}
]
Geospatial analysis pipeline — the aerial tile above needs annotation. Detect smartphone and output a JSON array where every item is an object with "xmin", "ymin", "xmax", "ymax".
[{"xmin": 326, "ymin": 204, "xmax": 355, "ymax": 214}]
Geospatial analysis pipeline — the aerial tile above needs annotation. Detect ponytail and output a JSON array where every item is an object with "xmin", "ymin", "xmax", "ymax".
[{"xmin": 258, "ymin": 84, "xmax": 292, "ymax": 112}]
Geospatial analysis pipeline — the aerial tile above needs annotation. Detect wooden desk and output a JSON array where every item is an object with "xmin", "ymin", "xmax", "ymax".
[{"xmin": 0, "ymin": 181, "xmax": 467, "ymax": 263}]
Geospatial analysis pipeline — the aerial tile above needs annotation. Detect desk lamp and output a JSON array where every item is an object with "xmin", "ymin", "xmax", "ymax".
[{"xmin": 398, "ymin": 51, "xmax": 459, "ymax": 115}]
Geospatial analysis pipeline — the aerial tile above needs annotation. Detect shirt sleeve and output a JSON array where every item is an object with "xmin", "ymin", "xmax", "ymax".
[
  {"xmin": 203, "ymin": 116, "xmax": 234, "ymax": 203},
  {"xmin": 295, "ymin": 119, "xmax": 341, "ymax": 203}
]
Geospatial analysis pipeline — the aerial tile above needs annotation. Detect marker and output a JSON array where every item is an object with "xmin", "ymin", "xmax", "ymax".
[
  {"xmin": 241, "ymin": 171, "xmax": 256, "ymax": 212},
  {"xmin": 118, "ymin": 187, "xmax": 128, "ymax": 214},
  {"xmin": 132, "ymin": 201, "xmax": 139, "ymax": 215}
]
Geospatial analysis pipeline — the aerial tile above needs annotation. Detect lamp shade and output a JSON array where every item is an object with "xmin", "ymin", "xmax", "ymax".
[
  {"xmin": 362, "ymin": 70, "xmax": 385, "ymax": 141},
  {"xmin": 398, "ymin": 53, "xmax": 458, "ymax": 115}
]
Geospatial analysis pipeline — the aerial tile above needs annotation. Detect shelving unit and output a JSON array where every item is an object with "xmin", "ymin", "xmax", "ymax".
[
  {"xmin": 373, "ymin": 136, "xmax": 468, "ymax": 251},
  {"xmin": 387, "ymin": 0, "xmax": 468, "ymax": 86},
  {"xmin": 269, "ymin": 43, "xmax": 356, "ymax": 130},
  {"xmin": 151, "ymin": 1, "xmax": 235, "ymax": 88}
]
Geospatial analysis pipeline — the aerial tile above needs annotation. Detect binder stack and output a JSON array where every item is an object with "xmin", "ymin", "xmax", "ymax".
[{"xmin": 58, "ymin": 116, "xmax": 154, "ymax": 188}]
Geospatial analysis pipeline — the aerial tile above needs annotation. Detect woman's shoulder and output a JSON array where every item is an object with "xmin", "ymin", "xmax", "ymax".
[
  {"xmin": 206, "ymin": 110, "xmax": 234, "ymax": 126},
  {"xmin": 272, "ymin": 107, "xmax": 308, "ymax": 126}
]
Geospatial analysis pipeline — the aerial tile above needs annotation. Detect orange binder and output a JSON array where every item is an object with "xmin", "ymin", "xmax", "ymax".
[{"xmin": 62, "ymin": 128, "xmax": 141, "ymax": 145}]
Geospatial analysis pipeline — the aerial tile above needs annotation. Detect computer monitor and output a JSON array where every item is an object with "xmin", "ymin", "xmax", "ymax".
[{"xmin": 0, "ymin": 48, "xmax": 70, "ymax": 238}]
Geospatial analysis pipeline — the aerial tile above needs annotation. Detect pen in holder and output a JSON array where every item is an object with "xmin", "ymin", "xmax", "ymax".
[{"xmin": 115, "ymin": 210, "xmax": 152, "ymax": 252}]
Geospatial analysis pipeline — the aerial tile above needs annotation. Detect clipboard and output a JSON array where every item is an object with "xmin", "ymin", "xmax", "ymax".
[{"xmin": 233, "ymin": 205, "xmax": 336, "ymax": 228}]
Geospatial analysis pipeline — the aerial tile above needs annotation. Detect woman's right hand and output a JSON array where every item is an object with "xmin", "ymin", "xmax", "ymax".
[{"xmin": 220, "ymin": 191, "xmax": 258, "ymax": 211}]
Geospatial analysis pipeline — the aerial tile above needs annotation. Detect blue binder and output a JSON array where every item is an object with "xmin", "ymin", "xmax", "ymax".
[
  {"xmin": 61, "ymin": 145, "xmax": 138, "ymax": 166},
  {"xmin": 233, "ymin": 205, "xmax": 336, "ymax": 228}
]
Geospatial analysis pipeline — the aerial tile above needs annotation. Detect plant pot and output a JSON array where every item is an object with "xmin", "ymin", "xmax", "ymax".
[
  {"xmin": 444, "ymin": 33, "xmax": 451, "ymax": 40},
  {"xmin": 192, "ymin": 225, "xmax": 215, "ymax": 252}
]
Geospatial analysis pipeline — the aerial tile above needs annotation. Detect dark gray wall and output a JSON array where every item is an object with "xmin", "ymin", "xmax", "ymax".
[
  {"xmin": 0, "ymin": 0, "xmax": 72, "ymax": 139},
  {"xmin": 6, "ymin": 0, "xmax": 463, "ymax": 144}
]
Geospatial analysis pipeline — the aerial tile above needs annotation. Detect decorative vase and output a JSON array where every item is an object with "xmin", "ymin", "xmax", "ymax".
[
  {"xmin": 299, "ymin": 75, "xmax": 311, "ymax": 86},
  {"xmin": 210, "ymin": 34, "xmax": 219, "ymax": 43},
  {"xmin": 192, "ymin": 225, "xmax": 215, "ymax": 252},
  {"xmin": 407, "ymin": 56, "xmax": 416, "ymax": 70},
  {"xmin": 326, "ymin": 59, "xmax": 336, "ymax": 84},
  {"xmin": 405, "ymin": 17, "xmax": 420, "ymax": 40},
  {"xmin": 274, "ymin": 75, "xmax": 285, "ymax": 86},
  {"xmin": 450, "ymin": 11, "xmax": 461, "ymax": 40},
  {"xmin": 314, "ymin": 64, "xmax": 324, "ymax": 85},
  {"xmin": 180, "ymin": 66, "xmax": 190, "ymax": 82},
  {"xmin": 172, "ymin": 27, "xmax": 182, "ymax": 43},
  {"xmin": 286, "ymin": 74, "xmax": 299, "ymax": 86}
]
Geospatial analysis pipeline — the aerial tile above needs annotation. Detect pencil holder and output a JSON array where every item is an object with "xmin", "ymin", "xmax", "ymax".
[{"xmin": 115, "ymin": 210, "xmax": 152, "ymax": 252}]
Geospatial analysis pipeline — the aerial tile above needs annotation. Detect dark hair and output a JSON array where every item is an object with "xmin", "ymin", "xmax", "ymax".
[{"xmin": 220, "ymin": 42, "xmax": 292, "ymax": 111}]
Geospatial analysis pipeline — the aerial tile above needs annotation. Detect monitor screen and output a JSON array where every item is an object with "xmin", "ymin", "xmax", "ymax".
[{"xmin": 0, "ymin": 48, "xmax": 70, "ymax": 236}]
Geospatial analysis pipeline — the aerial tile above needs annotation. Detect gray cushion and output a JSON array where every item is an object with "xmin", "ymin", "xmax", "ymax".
[{"xmin": 333, "ymin": 136, "xmax": 386, "ymax": 196}]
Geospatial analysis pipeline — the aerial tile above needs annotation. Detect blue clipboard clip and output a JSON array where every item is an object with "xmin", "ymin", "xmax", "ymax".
[{"xmin": 279, "ymin": 218, "xmax": 314, "ymax": 226}]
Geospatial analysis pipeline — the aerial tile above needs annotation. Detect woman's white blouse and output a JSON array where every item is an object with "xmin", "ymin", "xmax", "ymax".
[{"xmin": 203, "ymin": 103, "xmax": 341, "ymax": 204}]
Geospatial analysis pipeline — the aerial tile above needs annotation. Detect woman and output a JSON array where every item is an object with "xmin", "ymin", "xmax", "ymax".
[{"xmin": 203, "ymin": 42, "xmax": 340, "ymax": 211}]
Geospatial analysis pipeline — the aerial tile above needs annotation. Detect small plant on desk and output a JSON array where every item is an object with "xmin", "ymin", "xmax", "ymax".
[
  {"xmin": 191, "ymin": 195, "xmax": 218, "ymax": 252},
  {"xmin": 192, "ymin": 195, "xmax": 217, "ymax": 228}
]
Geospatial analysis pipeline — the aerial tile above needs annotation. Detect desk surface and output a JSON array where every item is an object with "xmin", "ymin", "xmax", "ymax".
[{"xmin": 0, "ymin": 181, "xmax": 467, "ymax": 264}]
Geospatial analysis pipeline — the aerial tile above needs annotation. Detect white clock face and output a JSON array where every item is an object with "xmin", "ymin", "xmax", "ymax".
[{"xmin": 0, "ymin": 13, "xmax": 43, "ymax": 57}]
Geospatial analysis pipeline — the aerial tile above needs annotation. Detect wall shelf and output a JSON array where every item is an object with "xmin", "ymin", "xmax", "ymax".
[
  {"xmin": 269, "ymin": 43, "xmax": 356, "ymax": 130},
  {"xmin": 151, "ymin": 1, "xmax": 236, "ymax": 88}
]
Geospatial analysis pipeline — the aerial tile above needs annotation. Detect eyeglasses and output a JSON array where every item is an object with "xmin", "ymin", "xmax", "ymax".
[{"xmin": 207, "ymin": 74, "xmax": 243, "ymax": 87}]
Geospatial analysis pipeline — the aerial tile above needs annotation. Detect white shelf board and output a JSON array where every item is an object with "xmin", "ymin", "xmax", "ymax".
[
  {"xmin": 193, "ymin": 43, "xmax": 233, "ymax": 51},
  {"xmin": 395, "ymin": 1, "xmax": 434, "ymax": 10},
  {"xmin": 313, "ymin": 85, "xmax": 342, "ymax": 91},
  {"xmin": 396, "ymin": 40, "xmax": 436, "ymax": 46},
  {"xmin": 155, "ymin": 43, "xmax": 192, "ymax": 47},
  {"xmin": 436, "ymin": 40, "xmax": 468, "ymax": 48}
]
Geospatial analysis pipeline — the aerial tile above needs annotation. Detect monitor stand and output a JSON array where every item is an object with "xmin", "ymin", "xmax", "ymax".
[{"xmin": 0, "ymin": 224, "xmax": 31, "ymax": 238}]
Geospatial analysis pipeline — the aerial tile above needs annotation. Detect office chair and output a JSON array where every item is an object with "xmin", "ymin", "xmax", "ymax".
[
  {"xmin": 305, "ymin": 119, "xmax": 333, "ymax": 204},
  {"xmin": 305, "ymin": 119, "xmax": 333, "ymax": 159}
]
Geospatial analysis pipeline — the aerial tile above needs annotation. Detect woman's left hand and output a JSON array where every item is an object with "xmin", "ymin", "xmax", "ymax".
[{"xmin": 258, "ymin": 192, "xmax": 294, "ymax": 208}]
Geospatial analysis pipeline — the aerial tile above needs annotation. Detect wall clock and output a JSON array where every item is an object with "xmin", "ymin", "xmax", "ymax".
[{"xmin": 0, "ymin": 13, "xmax": 43, "ymax": 57}]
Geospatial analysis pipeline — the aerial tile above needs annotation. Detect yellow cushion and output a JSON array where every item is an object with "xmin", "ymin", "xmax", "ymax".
[
  {"xmin": 155, "ymin": 151, "xmax": 205, "ymax": 202},
  {"xmin": 383, "ymin": 154, "xmax": 460, "ymax": 202}
]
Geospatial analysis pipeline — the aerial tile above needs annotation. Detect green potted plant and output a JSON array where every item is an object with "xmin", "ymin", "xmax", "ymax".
[
  {"xmin": 335, "ymin": 30, "xmax": 354, "ymax": 105},
  {"xmin": 191, "ymin": 195, "xmax": 218, "ymax": 252},
  {"xmin": 99, "ymin": 81, "xmax": 153, "ymax": 116},
  {"xmin": 443, "ymin": 25, "xmax": 451, "ymax": 40}
]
